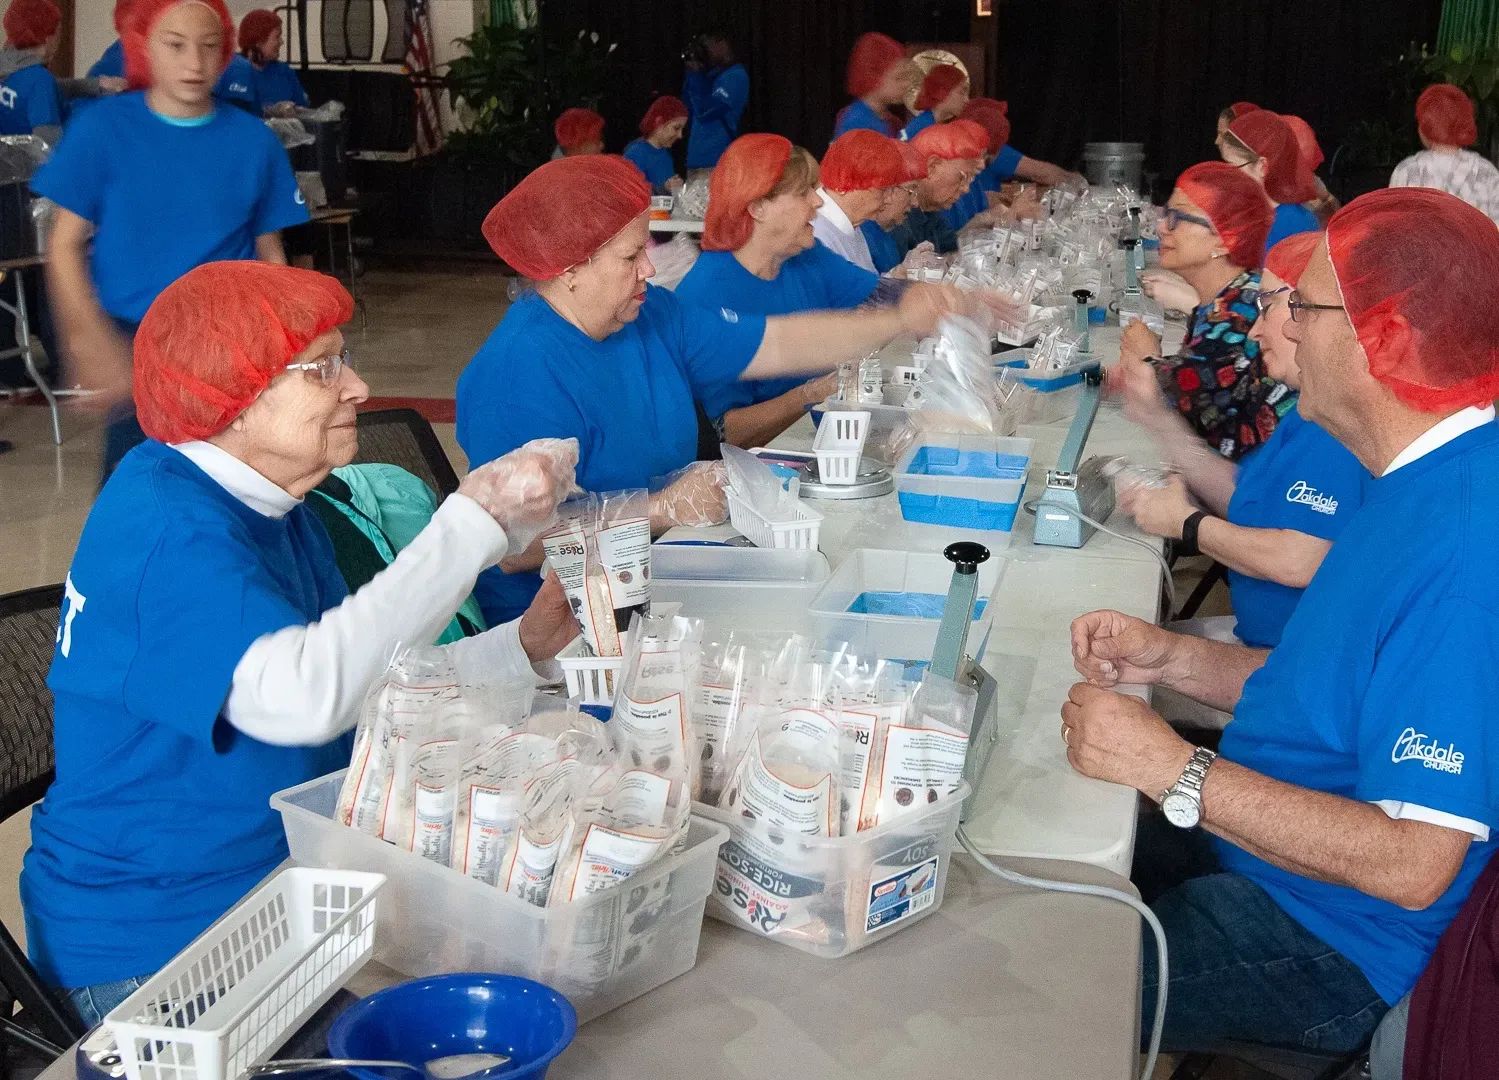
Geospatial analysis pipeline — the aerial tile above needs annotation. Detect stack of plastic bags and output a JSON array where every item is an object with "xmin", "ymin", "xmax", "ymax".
[{"xmin": 901, "ymin": 314, "xmax": 1017, "ymax": 439}]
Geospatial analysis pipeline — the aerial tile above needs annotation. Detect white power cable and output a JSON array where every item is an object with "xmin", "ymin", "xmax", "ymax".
[
  {"xmin": 955, "ymin": 825, "xmax": 1169, "ymax": 1080},
  {"xmin": 1024, "ymin": 500, "xmax": 1177, "ymax": 612}
]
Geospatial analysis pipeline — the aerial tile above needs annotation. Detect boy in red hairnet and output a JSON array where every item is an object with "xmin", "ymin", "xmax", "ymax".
[
  {"xmin": 35, "ymin": 0, "xmax": 309, "ymax": 482},
  {"xmin": 236, "ymin": 8, "xmax": 306, "ymax": 110}
]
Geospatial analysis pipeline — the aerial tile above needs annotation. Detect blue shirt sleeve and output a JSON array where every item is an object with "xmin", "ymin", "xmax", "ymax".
[
  {"xmin": 706, "ymin": 65, "xmax": 748, "ymax": 127},
  {"xmin": 30, "ymin": 108, "xmax": 107, "ymax": 222},
  {"xmin": 251, "ymin": 124, "xmax": 311, "ymax": 234},
  {"xmin": 901, "ymin": 111, "xmax": 935, "ymax": 140},
  {"xmin": 87, "ymin": 40, "xmax": 124, "ymax": 79},
  {"xmin": 674, "ymin": 293, "xmax": 767, "ymax": 399},
  {"xmin": 1355, "ymin": 596, "xmax": 1499, "ymax": 830},
  {"xmin": 990, "ymin": 144, "xmax": 1024, "ymax": 182},
  {"xmin": 27, "ymin": 70, "xmax": 62, "ymax": 131}
]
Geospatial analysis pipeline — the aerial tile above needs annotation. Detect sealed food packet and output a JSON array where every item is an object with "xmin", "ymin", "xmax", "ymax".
[
  {"xmin": 500, "ymin": 756, "xmax": 580, "ymax": 907},
  {"xmin": 541, "ymin": 489, "xmax": 651, "ymax": 658},
  {"xmin": 827, "ymin": 654, "xmax": 911, "ymax": 835},
  {"xmin": 450, "ymin": 725, "xmax": 557, "ymax": 885},
  {"xmin": 549, "ymin": 768, "xmax": 674, "ymax": 906},
  {"xmin": 866, "ymin": 673, "xmax": 977, "ymax": 830},
  {"xmin": 721, "ymin": 707, "xmax": 842, "ymax": 838},
  {"xmin": 406, "ymin": 737, "xmax": 460, "ymax": 865}
]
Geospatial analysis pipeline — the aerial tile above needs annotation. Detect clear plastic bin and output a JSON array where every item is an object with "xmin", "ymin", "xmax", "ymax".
[
  {"xmin": 271, "ymin": 771, "xmax": 730, "ymax": 1023},
  {"xmin": 894, "ymin": 434, "xmax": 1033, "ymax": 550},
  {"xmin": 807, "ymin": 549, "xmax": 1005, "ymax": 665},
  {"xmin": 651, "ymin": 545, "xmax": 830, "ymax": 636},
  {"xmin": 694, "ymin": 784, "xmax": 968, "ymax": 958}
]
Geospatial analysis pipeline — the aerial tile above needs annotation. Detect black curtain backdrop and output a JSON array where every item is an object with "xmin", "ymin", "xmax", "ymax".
[{"xmin": 539, "ymin": 0, "xmax": 1441, "ymax": 191}]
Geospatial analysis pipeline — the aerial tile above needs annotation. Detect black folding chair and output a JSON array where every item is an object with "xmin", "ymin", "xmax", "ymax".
[
  {"xmin": 351, "ymin": 408, "xmax": 460, "ymax": 498},
  {"xmin": 0, "ymin": 584, "xmax": 85, "ymax": 1072}
]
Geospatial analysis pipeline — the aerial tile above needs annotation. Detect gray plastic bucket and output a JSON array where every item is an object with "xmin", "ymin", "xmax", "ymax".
[{"xmin": 1082, "ymin": 142, "xmax": 1146, "ymax": 189}]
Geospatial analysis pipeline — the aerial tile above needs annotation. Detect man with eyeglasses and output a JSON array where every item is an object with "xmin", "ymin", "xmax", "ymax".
[
  {"xmin": 1065, "ymin": 188, "xmax": 1499, "ymax": 1057},
  {"xmin": 884, "ymin": 121, "xmax": 987, "ymax": 262}
]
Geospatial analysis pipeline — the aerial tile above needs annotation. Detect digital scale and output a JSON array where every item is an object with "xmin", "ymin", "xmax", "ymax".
[{"xmin": 752, "ymin": 448, "xmax": 894, "ymax": 500}]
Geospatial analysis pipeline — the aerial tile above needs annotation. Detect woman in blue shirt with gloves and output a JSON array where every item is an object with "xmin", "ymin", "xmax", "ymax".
[
  {"xmin": 36, "ymin": 0, "xmax": 309, "ymax": 483},
  {"xmin": 457, "ymin": 153, "xmax": 987, "ymax": 626},
  {"xmin": 676, "ymin": 134, "xmax": 883, "ymax": 447},
  {"xmin": 622, "ymin": 95, "xmax": 687, "ymax": 193},
  {"xmin": 23, "ymin": 261, "xmax": 581, "ymax": 1025},
  {"xmin": 0, "ymin": 0, "xmax": 64, "ymax": 140},
  {"xmin": 1112, "ymin": 231, "xmax": 1368, "ymax": 650}
]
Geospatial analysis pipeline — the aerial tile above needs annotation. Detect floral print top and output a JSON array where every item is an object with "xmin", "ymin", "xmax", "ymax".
[{"xmin": 1156, "ymin": 269, "xmax": 1292, "ymax": 461}]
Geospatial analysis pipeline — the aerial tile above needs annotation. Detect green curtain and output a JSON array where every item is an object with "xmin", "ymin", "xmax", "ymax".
[{"xmin": 1438, "ymin": 0, "xmax": 1499, "ymax": 52}]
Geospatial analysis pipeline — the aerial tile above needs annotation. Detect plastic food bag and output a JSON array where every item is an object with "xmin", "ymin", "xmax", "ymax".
[
  {"xmin": 902, "ymin": 314, "xmax": 1009, "ymax": 440},
  {"xmin": 499, "ymin": 756, "xmax": 579, "ymax": 906},
  {"xmin": 865, "ymin": 674, "xmax": 976, "ymax": 830},
  {"xmin": 541, "ymin": 489, "xmax": 651, "ymax": 659},
  {"xmin": 450, "ymin": 725, "xmax": 558, "ymax": 885},
  {"xmin": 721, "ymin": 444, "xmax": 800, "ymax": 522}
]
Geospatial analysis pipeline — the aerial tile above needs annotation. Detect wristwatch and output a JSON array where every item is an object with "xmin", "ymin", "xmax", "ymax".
[
  {"xmin": 1177, "ymin": 510, "xmax": 1208, "ymax": 558},
  {"xmin": 1161, "ymin": 746, "xmax": 1218, "ymax": 829}
]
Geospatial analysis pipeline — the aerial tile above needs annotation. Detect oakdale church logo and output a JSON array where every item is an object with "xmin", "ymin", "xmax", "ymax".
[
  {"xmin": 1391, "ymin": 728, "xmax": 1464, "ymax": 775},
  {"xmin": 1286, "ymin": 480, "xmax": 1338, "ymax": 515}
]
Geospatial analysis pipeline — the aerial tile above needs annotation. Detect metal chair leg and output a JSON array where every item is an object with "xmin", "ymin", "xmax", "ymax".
[{"xmin": 13, "ymin": 267, "xmax": 59, "ymax": 445}]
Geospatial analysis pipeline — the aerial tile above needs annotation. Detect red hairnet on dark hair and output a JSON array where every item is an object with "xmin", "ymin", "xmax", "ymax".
[
  {"xmin": 639, "ymin": 95, "xmax": 688, "ymax": 138},
  {"xmin": 846, "ymin": 32, "xmax": 905, "ymax": 98},
  {"xmin": 912, "ymin": 121, "xmax": 986, "ymax": 163},
  {"xmin": 703, "ymin": 133, "xmax": 794, "ymax": 252},
  {"xmin": 1282, "ymin": 115, "xmax": 1324, "ymax": 172},
  {"xmin": 1229, "ymin": 111, "xmax": 1318, "ymax": 205},
  {"xmin": 237, "ymin": 8, "xmax": 280, "ymax": 53},
  {"xmin": 1328, "ymin": 188, "xmax": 1499, "ymax": 412},
  {"xmin": 482, "ymin": 155, "xmax": 650, "ymax": 281},
  {"xmin": 134, "ymin": 262, "xmax": 354, "ymax": 444},
  {"xmin": 897, "ymin": 140, "xmax": 928, "ymax": 181},
  {"xmin": 124, "ymin": 0, "xmax": 235, "ymax": 88},
  {"xmin": 915, "ymin": 64, "xmax": 966, "ymax": 113},
  {"xmin": 1175, "ymin": 161, "xmax": 1274, "ymax": 270},
  {"xmin": 4, "ymin": 0, "xmax": 60, "ymax": 49},
  {"xmin": 961, "ymin": 97, "xmax": 1011, "ymax": 155},
  {"xmin": 1264, "ymin": 232, "xmax": 1322, "ymax": 287},
  {"xmin": 555, "ymin": 108, "xmax": 605, "ymax": 152},
  {"xmin": 821, "ymin": 130, "xmax": 905, "ymax": 193},
  {"xmin": 1415, "ymin": 84, "xmax": 1478, "ymax": 148}
]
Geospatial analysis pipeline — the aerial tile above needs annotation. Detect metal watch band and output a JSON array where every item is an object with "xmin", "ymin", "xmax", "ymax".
[{"xmin": 1175, "ymin": 746, "xmax": 1217, "ymax": 797}]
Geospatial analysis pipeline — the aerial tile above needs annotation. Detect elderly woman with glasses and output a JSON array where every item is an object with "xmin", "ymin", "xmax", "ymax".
[
  {"xmin": 1121, "ymin": 162, "xmax": 1282, "ymax": 461},
  {"xmin": 1110, "ymin": 233, "xmax": 1369, "ymax": 651},
  {"xmin": 23, "ymin": 262, "xmax": 583, "ymax": 1024}
]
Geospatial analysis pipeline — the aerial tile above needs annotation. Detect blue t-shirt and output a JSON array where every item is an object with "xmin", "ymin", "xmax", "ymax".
[
  {"xmin": 942, "ymin": 185, "xmax": 986, "ymax": 231},
  {"xmin": 943, "ymin": 147, "xmax": 1027, "ymax": 230},
  {"xmin": 32, "ymin": 92, "xmax": 309, "ymax": 322},
  {"xmin": 87, "ymin": 39, "xmax": 125, "ymax": 79},
  {"xmin": 984, "ymin": 145, "xmax": 1024, "ymax": 186},
  {"xmin": 675, "ymin": 242, "xmax": 877, "ymax": 418},
  {"xmin": 622, "ymin": 138, "xmax": 675, "ymax": 189},
  {"xmin": 682, "ymin": 63, "xmax": 747, "ymax": 169},
  {"xmin": 832, "ymin": 99, "xmax": 901, "ymax": 141},
  {"xmin": 21, "ymin": 441, "xmax": 354, "ymax": 987},
  {"xmin": 1217, "ymin": 420, "xmax": 1499, "ymax": 1005},
  {"xmin": 0, "ymin": 63, "xmax": 62, "ymax": 135},
  {"xmin": 1224, "ymin": 406, "xmax": 1368, "ymax": 647},
  {"xmin": 861, "ymin": 218, "xmax": 902, "ymax": 273},
  {"xmin": 254, "ymin": 59, "xmax": 308, "ymax": 107},
  {"xmin": 456, "ymin": 286, "xmax": 766, "ymax": 624},
  {"xmin": 1266, "ymin": 202, "xmax": 1321, "ymax": 252},
  {"xmin": 214, "ymin": 54, "xmax": 261, "ymax": 114},
  {"xmin": 901, "ymin": 109, "xmax": 934, "ymax": 140}
]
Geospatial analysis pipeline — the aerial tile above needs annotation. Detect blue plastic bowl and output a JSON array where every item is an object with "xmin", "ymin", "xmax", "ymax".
[{"xmin": 328, "ymin": 974, "xmax": 578, "ymax": 1080}]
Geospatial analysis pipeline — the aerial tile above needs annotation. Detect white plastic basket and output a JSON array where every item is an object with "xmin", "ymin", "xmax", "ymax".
[
  {"xmin": 811, "ymin": 409, "xmax": 869, "ymax": 485},
  {"xmin": 557, "ymin": 634, "xmax": 625, "ymax": 705},
  {"xmin": 104, "ymin": 867, "xmax": 384, "ymax": 1080},
  {"xmin": 726, "ymin": 489, "xmax": 824, "ymax": 550}
]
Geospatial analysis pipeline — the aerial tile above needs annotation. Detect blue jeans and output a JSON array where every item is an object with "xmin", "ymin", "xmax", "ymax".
[
  {"xmin": 1134, "ymin": 813, "xmax": 1388, "ymax": 1054},
  {"xmin": 67, "ymin": 975, "xmax": 150, "ymax": 1028}
]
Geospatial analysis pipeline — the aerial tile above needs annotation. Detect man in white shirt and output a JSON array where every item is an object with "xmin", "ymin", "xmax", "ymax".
[
  {"xmin": 1063, "ymin": 189, "xmax": 1499, "ymax": 1056},
  {"xmin": 811, "ymin": 128, "xmax": 906, "ymax": 273}
]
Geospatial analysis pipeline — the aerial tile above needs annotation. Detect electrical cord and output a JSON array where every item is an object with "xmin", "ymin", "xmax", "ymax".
[
  {"xmin": 1024, "ymin": 499, "xmax": 1177, "ymax": 612},
  {"xmin": 955, "ymin": 825, "xmax": 1168, "ymax": 1080}
]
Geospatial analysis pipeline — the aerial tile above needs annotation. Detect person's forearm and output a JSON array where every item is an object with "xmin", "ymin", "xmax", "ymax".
[
  {"xmin": 1159, "ymin": 632, "xmax": 1269, "ymax": 711},
  {"xmin": 722, "ymin": 385, "xmax": 816, "ymax": 449},
  {"xmin": 745, "ymin": 308, "xmax": 905, "ymax": 381},
  {"xmin": 1197, "ymin": 517, "xmax": 1332, "ymax": 590},
  {"xmin": 1198, "ymin": 757, "xmax": 1472, "ymax": 909},
  {"xmin": 1013, "ymin": 157, "xmax": 1071, "ymax": 187},
  {"xmin": 47, "ymin": 226, "xmax": 131, "ymax": 380},
  {"xmin": 255, "ymin": 231, "xmax": 288, "ymax": 265},
  {"xmin": 1143, "ymin": 408, "xmax": 1237, "ymax": 515},
  {"xmin": 226, "ymin": 494, "xmax": 510, "ymax": 745},
  {"xmin": 448, "ymin": 616, "xmax": 556, "ymax": 687}
]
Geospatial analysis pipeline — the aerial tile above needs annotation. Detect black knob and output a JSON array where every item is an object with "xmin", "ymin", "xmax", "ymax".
[
  {"xmin": 944, "ymin": 542, "xmax": 991, "ymax": 574},
  {"xmin": 1129, "ymin": 205, "xmax": 1141, "ymax": 220},
  {"xmin": 1072, "ymin": 288, "xmax": 1093, "ymax": 305},
  {"xmin": 1122, "ymin": 237, "xmax": 1138, "ymax": 250}
]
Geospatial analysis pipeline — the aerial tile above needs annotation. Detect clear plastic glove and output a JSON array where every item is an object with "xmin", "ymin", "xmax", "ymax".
[
  {"xmin": 1140, "ymin": 269, "xmax": 1200, "ymax": 315},
  {"xmin": 649, "ymin": 461, "xmax": 728, "ymax": 530},
  {"xmin": 895, "ymin": 241, "xmax": 942, "ymax": 279},
  {"xmin": 458, "ymin": 437, "xmax": 580, "ymax": 552}
]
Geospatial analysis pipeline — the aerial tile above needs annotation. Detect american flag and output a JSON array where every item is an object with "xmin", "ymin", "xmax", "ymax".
[{"xmin": 405, "ymin": 0, "xmax": 443, "ymax": 155}]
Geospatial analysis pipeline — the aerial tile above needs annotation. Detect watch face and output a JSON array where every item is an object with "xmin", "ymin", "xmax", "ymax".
[{"xmin": 1162, "ymin": 791, "xmax": 1201, "ymax": 829}]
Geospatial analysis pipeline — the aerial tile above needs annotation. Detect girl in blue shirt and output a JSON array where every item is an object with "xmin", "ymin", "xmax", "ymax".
[
  {"xmin": 0, "ymin": 0, "xmax": 64, "ymax": 140},
  {"xmin": 1222, "ymin": 110, "xmax": 1321, "ymax": 250},
  {"xmin": 833, "ymin": 32, "xmax": 919, "ymax": 141},
  {"xmin": 35, "ymin": 0, "xmax": 310, "ymax": 483},
  {"xmin": 901, "ymin": 63, "xmax": 968, "ymax": 141},
  {"xmin": 236, "ymin": 9, "xmax": 307, "ymax": 110},
  {"xmin": 622, "ymin": 95, "xmax": 687, "ymax": 193},
  {"xmin": 677, "ymin": 135, "xmax": 881, "ymax": 447},
  {"xmin": 1115, "ymin": 232, "xmax": 1368, "ymax": 649}
]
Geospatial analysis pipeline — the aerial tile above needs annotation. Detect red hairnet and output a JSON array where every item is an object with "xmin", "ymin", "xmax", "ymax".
[
  {"xmin": 639, "ymin": 95, "xmax": 688, "ymax": 138},
  {"xmin": 124, "ymin": 0, "xmax": 234, "ymax": 89},
  {"xmin": 1282, "ymin": 115, "xmax": 1323, "ymax": 171},
  {"xmin": 961, "ymin": 97, "xmax": 1011, "ymax": 155},
  {"xmin": 1228, "ymin": 111, "xmax": 1318, "ymax": 205},
  {"xmin": 897, "ymin": 140, "xmax": 928, "ymax": 181},
  {"xmin": 1327, "ymin": 188, "xmax": 1499, "ymax": 412},
  {"xmin": 483, "ymin": 155, "xmax": 649, "ymax": 279},
  {"xmin": 555, "ymin": 108, "xmax": 605, "ymax": 152},
  {"xmin": 1228, "ymin": 101, "xmax": 1261, "ymax": 120},
  {"xmin": 1415, "ymin": 84, "xmax": 1478, "ymax": 148},
  {"xmin": 846, "ymin": 32, "xmax": 905, "ymax": 98},
  {"xmin": 912, "ymin": 121, "xmax": 986, "ymax": 163},
  {"xmin": 134, "ymin": 262, "xmax": 354, "ymax": 444},
  {"xmin": 915, "ymin": 64, "xmax": 966, "ymax": 112},
  {"xmin": 112, "ymin": 0, "xmax": 134, "ymax": 33},
  {"xmin": 821, "ymin": 130, "xmax": 905, "ymax": 193},
  {"xmin": 1175, "ymin": 161, "xmax": 1274, "ymax": 270},
  {"xmin": 1264, "ymin": 231, "xmax": 1322, "ymax": 287},
  {"xmin": 237, "ymin": 8, "xmax": 280, "ymax": 52},
  {"xmin": 702, "ymin": 133, "xmax": 794, "ymax": 252},
  {"xmin": 4, "ymin": 0, "xmax": 60, "ymax": 48}
]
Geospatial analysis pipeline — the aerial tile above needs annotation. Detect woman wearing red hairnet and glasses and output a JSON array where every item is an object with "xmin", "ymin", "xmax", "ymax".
[
  {"xmin": 1121, "ymin": 162, "xmax": 1284, "ymax": 461},
  {"xmin": 456, "ymin": 154, "xmax": 993, "ymax": 627},
  {"xmin": 622, "ymin": 95, "xmax": 688, "ymax": 193},
  {"xmin": 1390, "ymin": 83, "xmax": 1499, "ymax": 225},
  {"xmin": 886, "ymin": 120, "xmax": 989, "ymax": 260},
  {"xmin": 811, "ymin": 129, "xmax": 909, "ymax": 274},
  {"xmin": 35, "ymin": 0, "xmax": 309, "ymax": 483},
  {"xmin": 1220, "ymin": 110, "xmax": 1321, "ymax": 250},
  {"xmin": 22, "ymin": 262, "xmax": 582, "ymax": 1026}
]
